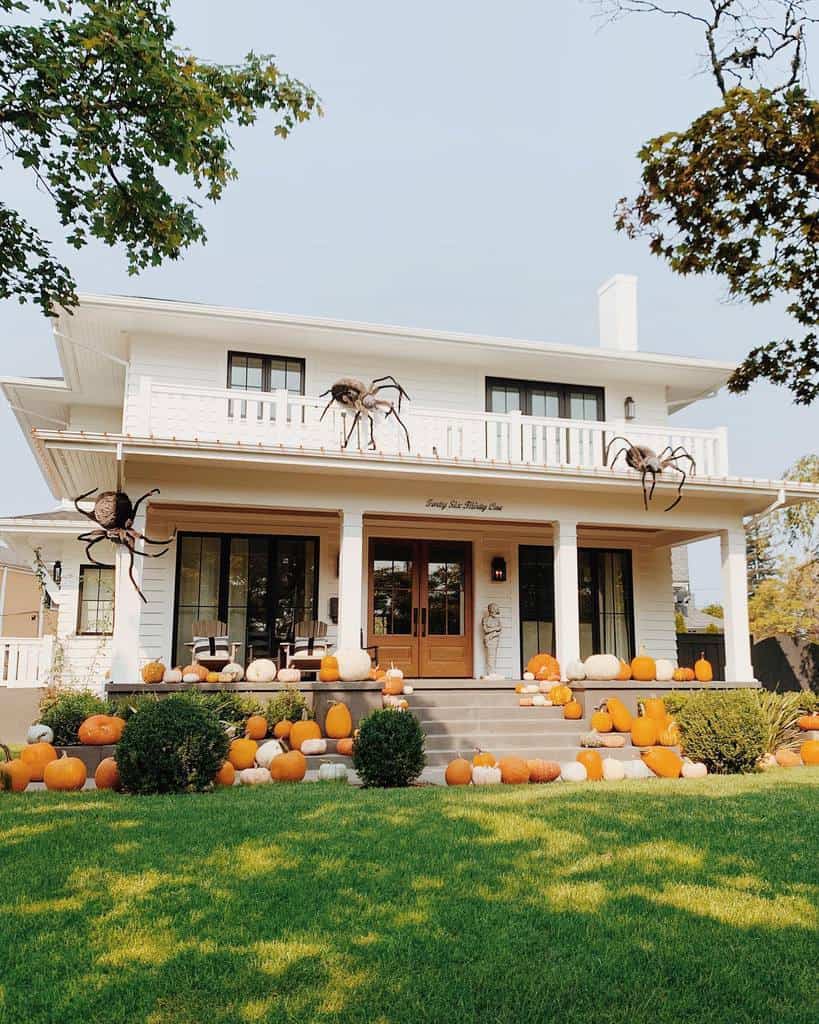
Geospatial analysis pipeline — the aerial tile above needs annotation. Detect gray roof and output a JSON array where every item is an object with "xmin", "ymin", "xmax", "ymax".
[{"xmin": 0, "ymin": 508, "xmax": 85, "ymax": 523}]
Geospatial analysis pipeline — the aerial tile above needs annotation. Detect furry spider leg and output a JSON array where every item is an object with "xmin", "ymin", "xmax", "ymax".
[
  {"xmin": 607, "ymin": 445, "xmax": 631, "ymax": 471},
  {"xmin": 604, "ymin": 436, "xmax": 634, "ymax": 466},
  {"xmin": 640, "ymin": 468, "xmax": 650, "ymax": 511},
  {"xmin": 662, "ymin": 464, "xmax": 688, "ymax": 512},
  {"xmin": 387, "ymin": 406, "xmax": 412, "ymax": 451},
  {"xmin": 648, "ymin": 467, "xmax": 658, "ymax": 503},
  {"xmin": 371, "ymin": 376, "xmax": 411, "ymax": 403},
  {"xmin": 125, "ymin": 542, "xmax": 148, "ymax": 604},
  {"xmin": 82, "ymin": 534, "xmax": 112, "ymax": 566},
  {"xmin": 367, "ymin": 411, "xmax": 377, "ymax": 450},
  {"xmin": 342, "ymin": 410, "xmax": 362, "ymax": 449},
  {"xmin": 73, "ymin": 487, "xmax": 100, "ymax": 523},
  {"xmin": 133, "ymin": 529, "xmax": 177, "ymax": 546},
  {"xmin": 129, "ymin": 488, "xmax": 160, "ymax": 520},
  {"xmin": 318, "ymin": 393, "xmax": 336, "ymax": 422},
  {"xmin": 663, "ymin": 449, "xmax": 697, "ymax": 474}
]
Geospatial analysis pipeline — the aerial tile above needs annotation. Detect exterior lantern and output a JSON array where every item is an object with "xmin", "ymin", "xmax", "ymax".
[
  {"xmin": 490, "ymin": 556, "xmax": 507, "ymax": 582},
  {"xmin": 624, "ymin": 396, "xmax": 636, "ymax": 421}
]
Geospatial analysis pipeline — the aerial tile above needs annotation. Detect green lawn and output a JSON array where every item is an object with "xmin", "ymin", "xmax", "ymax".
[{"xmin": 1, "ymin": 771, "xmax": 818, "ymax": 1024}]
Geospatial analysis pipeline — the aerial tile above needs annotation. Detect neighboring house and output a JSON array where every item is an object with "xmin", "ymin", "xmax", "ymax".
[
  {"xmin": 0, "ymin": 561, "xmax": 48, "ymax": 638},
  {"xmin": 1, "ymin": 275, "xmax": 818, "ymax": 692}
]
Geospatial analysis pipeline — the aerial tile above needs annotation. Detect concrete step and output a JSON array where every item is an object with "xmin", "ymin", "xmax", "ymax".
[
  {"xmin": 406, "ymin": 690, "xmax": 551, "ymax": 708},
  {"xmin": 420, "ymin": 745, "xmax": 674, "ymax": 767},
  {"xmin": 415, "ymin": 710, "xmax": 579, "ymax": 729}
]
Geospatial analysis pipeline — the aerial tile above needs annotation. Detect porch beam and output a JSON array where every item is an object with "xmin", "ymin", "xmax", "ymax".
[
  {"xmin": 720, "ymin": 526, "xmax": 754, "ymax": 681},
  {"xmin": 554, "ymin": 519, "xmax": 580, "ymax": 675},
  {"xmin": 338, "ymin": 510, "xmax": 364, "ymax": 651}
]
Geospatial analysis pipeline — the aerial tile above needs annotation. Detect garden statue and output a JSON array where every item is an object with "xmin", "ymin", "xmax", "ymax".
[{"xmin": 481, "ymin": 602, "xmax": 503, "ymax": 679}]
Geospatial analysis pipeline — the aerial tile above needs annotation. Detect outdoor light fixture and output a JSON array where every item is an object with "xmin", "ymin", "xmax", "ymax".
[
  {"xmin": 52, "ymin": 560, "xmax": 62, "ymax": 586},
  {"xmin": 624, "ymin": 396, "xmax": 636, "ymax": 420},
  {"xmin": 491, "ymin": 556, "xmax": 507, "ymax": 582}
]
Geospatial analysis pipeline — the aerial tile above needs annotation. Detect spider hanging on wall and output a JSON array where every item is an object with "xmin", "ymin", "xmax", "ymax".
[
  {"xmin": 319, "ymin": 375, "xmax": 412, "ymax": 451},
  {"xmin": 604, "ymin": 437, "xmax": 696, "ymax": 511}
]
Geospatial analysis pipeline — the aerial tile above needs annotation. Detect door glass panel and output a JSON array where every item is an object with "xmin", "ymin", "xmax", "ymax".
[
  {"xmin": 518, "ymin": 545, "xmax": 555, "ymax": 664},
  {"xmin": 372, "ymin": 541, "xmax": 414, "ymax": 636},
  {"xmin": 175, "ymin": 535, "xmax": 222, "ymax": 663},
  {"xmin": 227, "ymin": 538, "xmax": 249, "ymax": 665},
  {"xmin": 578, "ymin": 548, "xmax": 633, "ymax": 661},
  {"xmin": 426, "ymin": 543, "xmax": 465, "ymax": 636}
]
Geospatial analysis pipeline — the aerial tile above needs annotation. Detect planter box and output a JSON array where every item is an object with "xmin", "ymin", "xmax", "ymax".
[{"xmin": 56, "ymin": 744, "xmax": 117, "ymax": 774}]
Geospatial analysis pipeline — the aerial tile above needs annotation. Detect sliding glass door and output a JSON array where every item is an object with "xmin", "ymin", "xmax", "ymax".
[{"xmin": 173, "ymin": 533, "xmax": 318, "ymax": 664}]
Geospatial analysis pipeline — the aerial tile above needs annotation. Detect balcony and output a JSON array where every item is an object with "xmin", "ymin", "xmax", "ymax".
[{"xmin": 135, "ymin": 379, "xmax": 729, "ymax": 477}]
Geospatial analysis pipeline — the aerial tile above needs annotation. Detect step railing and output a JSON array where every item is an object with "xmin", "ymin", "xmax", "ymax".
[
  {"xmin": 0, "ymin": 636, "xmax": 53, "ymax": 687},
  {"xmin": 137, "ymin": 378, "xmax": 729, "ymax": 476}
]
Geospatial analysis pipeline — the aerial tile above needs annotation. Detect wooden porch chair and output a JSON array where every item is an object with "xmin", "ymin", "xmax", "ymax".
[
  {"xmin": 279, "ymin": 619, "xmax": 330, "ymax": 675},
  {"xmin": 187, "ymin": 619, "xmax": 240, "ymax": 670}
]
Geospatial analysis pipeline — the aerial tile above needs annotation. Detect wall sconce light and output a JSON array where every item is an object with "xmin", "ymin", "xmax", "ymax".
[
  {"xmin": 624, "ymin": 396, "xmax": 636, "ymax": 421},
  {"xmin": 490, "ymin": 556, "xmax": 507, "ymax": 582},
  {"xmin": 52, "ymin": 560, "xmax": 62, "ymax": 586}
]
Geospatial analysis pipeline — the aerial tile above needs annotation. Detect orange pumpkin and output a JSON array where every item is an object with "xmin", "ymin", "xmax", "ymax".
[
  {"xmin": 215, "ymin": 761, "xmax": 236, "ymax": 787},
  {"xmin": 289, "ymin": 719, "xmax": 322, "ymax": 752},
  {"xmin": 473, "ymin": 749, "xmax": 496, "ymax": 767},
  {"xmin": 694, "ymin": 652, "xmax": 713, "ymax": 683},
  {"xmin": 605, "ymin": 697, "xmax": 633, "ymax": 733},
  {"xmin": 182, "ymin": 663, "xmax": 209, "ymax": 682},
  {"xmin": 228, "ymin": 738, "xmax": 258, "ymax": 770},
  {"xmin": 319, "ymin": 655, "xmax": 340, "ymax": 683},
  {"xmin": 270, "ymin": 750, "xmax": 307, "ymax": 782},
  {"xmin": 591, "ymin": 709, "xmax": 613, "ymax": 733},
  {"xmin": 20, "ymin": 741, "xmax": 57, "ymax": 781},
  {"xmin": 0, "ymin": 747, "xmax": 31, "ymax": 792},
  {"xmin": 43, "ymin": 755, "xmax": 87, "ymax": 791},
  {"xmin": 775, "ymin": 747, "xmax": 802, "ymax": 767},
  {"xmin": 577, "ymin": 749, "xmax": 603, "ymax": 781},
  {"xmin": 325, "ymin": 701, "xmax": 353, "ymax": 739},
  {"xmin": 526, "ymin": 653, "xmax": 561, "ymax": 681},
  {"xmin": 78, "ymin": 715, "xmax": 121, "ymax": 746},
  {"xmin": 141, "ymin": 660, "xmax": 165, "ymax": 684},
  {"xmin": 658, "ymin": 721, "xmax": 681, "ymax": 746},
  {"xmin": 563, "ymin": 699, "xmax": 582, "ymax": 720},
  {"xmin": 630, "ymin": 645, "xmax": 656, "ymax": 682},
  {"xmin": 673, "ymin": 667, "xmax": 696, "ymax": 682},
  {"xmin": 616, "ymin": 659, "xmax": 632, "ymax": 681},
  {"xmin": 548, "ymin": 684, "xmax": 572, "ymax": 706},
  {"xmin": 445, "ymin": 758, "xmax": 473, "ymax": 785},
  {"xmin": 631, "ymin": 716, "xmax": 658, "ymax": 748},
  {"xmin": 498, "ymin": 756, "xmax": 530, "ymax": 784},
  {"xmin": 245, "ymin": 715, "xmax": 268, "ymax": 740},
  {"xmin": 641, "ymin": 746, "xmax": 683, "ymax": 778},
  {"xmin": 273, "ymin": 720, "xmax": 292, "ymax": 740},
  {"xmin": 527, "ymin": 758, "xmax": 561, "ymax": 783},
  {"xmin": 94, "ymin": 757, "xmax": 121, "ymax": 791},
  {"xmin": 641, "ymin": 697, "xmax": 666, "ymax": 722},
  {"xmin": 336, "ymin": 737, "xmax": 354, "ymax": 756},
  {"xmin": 800, "ymin": 739, "xmax": 819, "ymax": 765},
  {"xmin": 797, "ymin": 714, "xmax": 819, "ymax": 731}
]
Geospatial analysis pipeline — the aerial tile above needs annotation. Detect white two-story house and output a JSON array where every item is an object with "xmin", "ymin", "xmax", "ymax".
[{"xmin": 2, "ymin": 276, "xmax": 817, "ymax": 693}]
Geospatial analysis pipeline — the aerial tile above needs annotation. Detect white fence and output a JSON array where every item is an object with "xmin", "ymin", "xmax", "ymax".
[
  {"xmin": 0, "ymin": 636, "xmax": 53, "ymax": 687},
  {"xmin": 136, "ymin": 378, "xmax": 729, "ymax": 477}
]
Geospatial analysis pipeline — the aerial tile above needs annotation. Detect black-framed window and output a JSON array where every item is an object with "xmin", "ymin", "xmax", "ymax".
[
  {"xmin": 172, "ymin": 532, "xmax": 319, "ymax": 665},
  {"xmin": 77, "ymin": 565, "xmax": 115, "ymax": 635},
  {"xmin": 227, "ymin": 352, "xmax": 305, "ymax": 395},
  {"xmin": 486, "ymin": 377, "xmax": 604, "ymax": 421}
]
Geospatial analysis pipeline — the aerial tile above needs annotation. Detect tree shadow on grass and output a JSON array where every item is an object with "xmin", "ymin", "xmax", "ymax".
[{"xmin": 1, "ymin": 772, "xmax": 817, "ymax": 1024}]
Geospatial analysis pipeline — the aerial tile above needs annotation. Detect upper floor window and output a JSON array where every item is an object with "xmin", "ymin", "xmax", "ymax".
[
  {"xmin": 228, "ymin": 352, "xmax": 305, "ymax": 395},
  {"xmin": 77, "ymin": 565, "xmax": 115, "ymax": 635},
  {"xmin": 486, "ymin": 377, "xmax": 604, "ymax": 421}
]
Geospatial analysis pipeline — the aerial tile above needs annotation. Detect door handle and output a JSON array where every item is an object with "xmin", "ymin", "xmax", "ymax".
[
  {"xmin": 420, "ymin": 607, "xmax": 427, "ymax": 637},
  {"xmin": 412, "ymin": 607, "xmax": 418, "ymax": 637}
]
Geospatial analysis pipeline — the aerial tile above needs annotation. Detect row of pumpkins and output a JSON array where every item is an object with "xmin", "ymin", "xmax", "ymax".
[{"xmin": 523, "ymin": 649, "xmax": 714, "ymax": 684}]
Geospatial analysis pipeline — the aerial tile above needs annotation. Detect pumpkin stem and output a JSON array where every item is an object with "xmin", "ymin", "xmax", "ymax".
[{"xmin": 0, "ymin": 742, "xmax": 11, "ymax": 764}]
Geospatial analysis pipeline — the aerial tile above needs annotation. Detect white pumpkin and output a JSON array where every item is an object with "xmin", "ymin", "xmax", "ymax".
[
  {"xmin": 623, "ymin": 758, "xmax": 654, "ymax": 780},
  {"xmin": 472, "ymin": 765, "xmax": 502, "ymax": 785},
  {"xmin": 655, "ymin": 659, "xmax": 675, "ymax": 682},
  {"xmin": 239, "ymin": 766, "xmax": 271, "ymax": 785},
  {"xmin": 163, "ymin": 668, "xmax": 183, "ymax": 683},
  {"xmin": 255, "ymin": 739, "xmax": 286, "ymax": 769},
  {"xmin": 523, "ymin": 684, "xmax": 539, "ymax": 694},
  {"xmin": 583, "ymin": 653, "xmax": 621, "ymax": 680},
  {"xmin": 182, "ymin": 673, "xmax": 201, "ymax": 684},
  {"xmin": 318, "ymin": 762, "xmax": 348, "ymax": 782},
  {"xmin": 335, "ymin": 648, "xmax": 372, "ymax": 682},
  {"xmin": 402, "ymin": 685, "xmax": 414, "ymax": 695},
  {"xmin": 27, "ymin": 723, "xmax": 54, "ymax": 745},
  {"xmin": 532, "ymin": 694, "xmax": 547, "ymax": 706},
  {"xmin": 565, "ymin": 659, "xmax": 587, "ymax": 681},
  {"xmin": 560, "ymin": 761, "xmax": 588, "ymax": 782},
  {"xmin": 760, "ymin": 752, "xmax": 778, "ymax": 771},
  {"xmin": 301, "ymin": 738, "xmax": 327, "ymax": 755},
  {"xmin": 599, "ymin": 733, "xmax": 627, "ymax": 749},
  {"xmin": 522, "ymin": 671, "xmax": 536, "ymax": 681},
  {"xmin": 277, "ymin": 667, "xmax": 302, "ymax": 684},
  {"xmin": 221, "ymin": 662, "xmax": 244, "ymax": 682},
  {"xmin": 681, "ymin": 760, "xmax": 708, "ymax": 779},
  {"xmin": 246, "ymin": 658, "xmax": 277, "ymax": 683},
  {"xmin": 602, "ymin": 757, "xmax": 626, "ymax": 782}
]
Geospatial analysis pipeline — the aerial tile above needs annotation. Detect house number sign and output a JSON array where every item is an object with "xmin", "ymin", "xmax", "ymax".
[{"xmin": 425, "ymin": 498, "xmax": 504, "ymax": 513}]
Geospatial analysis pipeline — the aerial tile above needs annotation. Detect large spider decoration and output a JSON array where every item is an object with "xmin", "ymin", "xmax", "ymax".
[
  {"xmin": 74, "ymin": 487, "xmax": 175, "ymax": 603},
  {"xmin": 319, "ymin": 375, "xmax": 412, "ymax": 451},
  {"xmin": 604, "ymin": 437, "xmax": 696, "ymax": 512}
]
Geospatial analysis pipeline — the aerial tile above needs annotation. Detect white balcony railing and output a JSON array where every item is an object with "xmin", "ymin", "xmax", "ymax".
[
  {"xmin": 0, "ymin": 636, "xmax": 53, "ymax": 687},
  {"xmin": 136, "ymin": 379, "xmax": 729, "ymax": 477}
]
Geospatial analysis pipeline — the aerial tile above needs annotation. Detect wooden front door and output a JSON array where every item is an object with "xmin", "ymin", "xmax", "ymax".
[{"xmin": 369, "ymin": 539, "xmax": 472, "ymax": 678}]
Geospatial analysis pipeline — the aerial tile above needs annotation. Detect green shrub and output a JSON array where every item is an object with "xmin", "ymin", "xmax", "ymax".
[
  {"xmin": 108, "ymin": 693, "xmax": 162, "ymax": 720},
  {"xmin": 196, "ymin": 690, "xmax": 265, "ymax": 737},
  {"xmin": 116, "ymin": 695, "xmax": 229, "ymax": 795},
  {"xmin": 353, "ymin": 708, "xmax": 425, "ymax": 788},
  {"xmin": 266, "ymin": 689, "xmax": 313, "ymax": 728},
  {"xmin": 674, "ymin": 690, "xmax": 766, "ymax": 774},
  {"xmin": 755, "ymin": 691, "xmax": 804, "ymax": 753},
  {"xmin": 39, "ymin": 688, "xmax": 110, "ymax": 745}
]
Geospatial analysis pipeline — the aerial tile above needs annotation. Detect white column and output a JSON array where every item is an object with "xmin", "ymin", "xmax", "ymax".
[
  {"xmin": 338, "ymin": 510, "xmax": 364, "ymax": 650},
  {"xmin": 721, "ymin": 527, "xmax": 753, "ymax": 681},
  {"xmin": 554, "ymin": 519, "xmax": 580, "ymax": 676},
  {"xmin": 110, "ymin": 508, "xmax": 144, "ymax": 682}
]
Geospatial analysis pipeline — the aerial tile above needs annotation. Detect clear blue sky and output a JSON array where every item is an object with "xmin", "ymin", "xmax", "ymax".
[{"xmin": 1, "ymin": 0, "xmax": 817, "ymax": 603}]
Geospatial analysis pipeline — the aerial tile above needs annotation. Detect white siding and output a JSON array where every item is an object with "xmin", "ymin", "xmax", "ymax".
[
  {"xmin": 51, "ymin": 544, "xmax": 113, "ymax": 693},
  {"xmin": 632, "ymin": 545, "xmax": 678, "ymax": 661}
]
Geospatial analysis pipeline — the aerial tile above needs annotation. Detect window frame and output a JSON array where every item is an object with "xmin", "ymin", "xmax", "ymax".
[
  {"xmin": 579, "ymin": 547, "xmax": 636, "ymax": 661},
  {"xmin": 227, "ymin": 351, "xmax": 306, "ymax": 395},
  {"xmin": 485, "ymin": 376, "xmax": 605, "ymax": 421},
  {"xmin": 76, "ymin": 564, "xmax": 115, "ymax": 636}
]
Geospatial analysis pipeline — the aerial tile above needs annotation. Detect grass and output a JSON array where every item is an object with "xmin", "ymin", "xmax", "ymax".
[{"xmin": 1, "ymin": 771, "xmax": 818, "ymax": 1024}]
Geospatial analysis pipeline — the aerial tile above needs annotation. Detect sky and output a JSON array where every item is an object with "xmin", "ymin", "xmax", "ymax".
[{"xmin": 1, "ymin": 0, "xmax": 817, "ymax": 605}]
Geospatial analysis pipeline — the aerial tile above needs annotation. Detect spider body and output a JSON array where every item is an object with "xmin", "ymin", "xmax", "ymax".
[
  {"xmin": 605, "ymin": 437, "xmax": 696, "ymax": 511},
  {"xmin": 74, "ymin": 487, "xmax": 175, "ymax": 603},
  {"xmin": 319, "ymin": 375, "xmax": 412, "ymax": 451}
]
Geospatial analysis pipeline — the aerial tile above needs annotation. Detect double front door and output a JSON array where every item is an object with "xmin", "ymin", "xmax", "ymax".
[{"xmin": 369, "ymin": 539, "xmax": 472, "ymax": 678}]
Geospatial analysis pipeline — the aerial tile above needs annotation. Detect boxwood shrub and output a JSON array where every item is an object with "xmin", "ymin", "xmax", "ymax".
[
  {"xmin": 353, "ymin": 708, "xmax": 425, "ymax": 788},
  {"xmin": 38, "ymin": 688, "xmax": 110, "ymax": 745},
  {"xmin": 672, "ymin": 690, "xmax": 767, "ymax": 774},
  {"xmin": 116, "ymin": 695, "xmax": 229, "ymax": 794}
]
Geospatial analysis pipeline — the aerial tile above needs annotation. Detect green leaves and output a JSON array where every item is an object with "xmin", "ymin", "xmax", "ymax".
[
  {"xmin": 0, "ymin": 1, "xmax": 321, "ymax": 316},
  {"xmin": 619, "ymin": 86, "xmax": 819, "ymax": 403}
]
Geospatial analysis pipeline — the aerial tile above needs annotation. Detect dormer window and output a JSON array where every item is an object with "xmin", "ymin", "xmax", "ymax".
[{"xmin": 486, "ymin": 377, "xmax": 604, "ymax": 421}]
